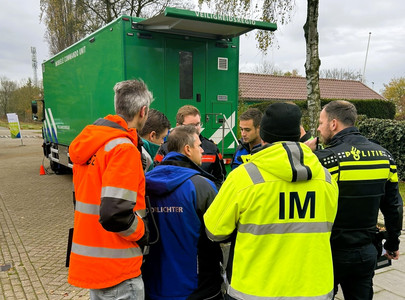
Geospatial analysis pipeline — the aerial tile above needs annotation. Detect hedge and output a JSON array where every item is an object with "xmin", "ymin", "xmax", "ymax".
[
  {"xmin": 247, "ymin": 99, "xmax": 395, "ymax": 120},
  {"xmin": 358, "ymin": 118, "xmax": 405, "ymax": 181},
  {"xmin": 241, "ymin": 100, "xmax": 403, "ymax": 180}
]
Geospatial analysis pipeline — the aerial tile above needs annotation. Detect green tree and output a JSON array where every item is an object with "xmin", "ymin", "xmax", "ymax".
[
  {"xmin": 10, "ymin": 80, "xmax": 43, "ymax": 122},
  {"xmin": 283, "ymin": 69, "xmax": 301, "ymax": 77},
  {"xmin": 0, "ymin": 77, "xmax": 18, "ymax": 118},
  {"xmin": 199, "ymin": 0, "xmax": 321, "ymax": 134},
  {"xmin": 382, "ymin": 77, "xmax": 405, "ymax": 120}
]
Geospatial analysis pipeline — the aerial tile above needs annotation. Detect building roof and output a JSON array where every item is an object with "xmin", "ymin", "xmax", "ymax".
[{"xmin": 239, "ymin": 73, "xmax": 385, "ymax": 101}]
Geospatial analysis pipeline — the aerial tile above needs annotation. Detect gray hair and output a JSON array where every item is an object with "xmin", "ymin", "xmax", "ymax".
[
  {"xmin": 167, "ymin": 125, "xmax": 199, "ymax": 153},
  {"xmin": 114, "ymin": 79, "xmax": 154, "ymax": 122}
]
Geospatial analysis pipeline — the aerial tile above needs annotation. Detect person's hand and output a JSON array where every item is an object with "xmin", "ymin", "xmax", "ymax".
[
  {"xmin": 304, "ymin": 137, "xmax": 318, "ymax": 152},
  {"xmin": 385, "ymin": 250, "xmax": 399, "ymax": 260}
]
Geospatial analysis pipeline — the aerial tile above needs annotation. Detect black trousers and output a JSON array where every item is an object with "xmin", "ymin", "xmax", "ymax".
[{"xmin": 332, "ymin": 243, "xmax": 378, "ymax": 300}]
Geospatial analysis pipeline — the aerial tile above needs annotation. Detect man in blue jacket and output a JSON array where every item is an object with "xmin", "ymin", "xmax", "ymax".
[
  {"xmin": 230, "ymin": 108, "xmax": 262, "ymax": 170},
  {"xmin": 143, "ymin": 125, "xmax": 223, "ymax": 300}
]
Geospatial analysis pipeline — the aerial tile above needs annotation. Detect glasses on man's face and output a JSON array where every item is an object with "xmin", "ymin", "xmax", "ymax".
[{"xmin": 182, "ymin": 122, "xmax": 201, "ymax": 127}]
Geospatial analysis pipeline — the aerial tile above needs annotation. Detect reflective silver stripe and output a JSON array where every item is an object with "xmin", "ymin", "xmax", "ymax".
[
  {"xmin": 238, "ymin": 221, "xmax": 333, "ymax": 235},
  {"xmin": 229, "ymin": 286, "xmax": 334, "ymax": 300},
  {"xmin": 102, "ymin": 186, "xmax": 137, "ymax": 203},
  {"xmin": 94, "ymin": 118, "xmax": 127, "ymax": 132},
  {"xmin": 285, "ymin": 142, "xmax": 310, "ymax": 181},
  {"xmin": 104, "ymin": 137, "xmax": 133, "ymax": 152},
  {"xmin": 75, "ymin": 200, "xmax": 100, "ymax": 215},
  {"xmin": 323, "ymin": 167, "xmax": 332, "ymax": 184},
  {"xmin": 71, "ymin": 242, "xmax": 142, "ymax": 259},
  {"xmin": 205, "ymin": 228, "xmax": 232, "ymax": 242},
  {"xmin": 136, "ymin": 209, "xmax": 147, "ymax": 218},
  {"xmin": 118, "ymin": 216, "xmax": 139, "ymax": 237},
  {"xmin": 244, "ymin": 163, "xmax": 265, "ymax": 184}
]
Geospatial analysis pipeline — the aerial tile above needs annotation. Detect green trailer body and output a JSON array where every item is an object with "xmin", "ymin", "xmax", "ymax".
[{"xmin": 38, "ymin": 7, "xmax": 276, "ymax": 171}]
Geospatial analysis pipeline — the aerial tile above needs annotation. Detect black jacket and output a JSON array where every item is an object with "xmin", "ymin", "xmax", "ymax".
[{"xmin": 315, "ymin": 127, "xmax": 403, "ymax": 251}]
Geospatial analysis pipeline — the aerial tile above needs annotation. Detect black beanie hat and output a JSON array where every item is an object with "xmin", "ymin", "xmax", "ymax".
[{"xmin": 260, "ymin": 102, "xmax": 302, "ymax": 143}]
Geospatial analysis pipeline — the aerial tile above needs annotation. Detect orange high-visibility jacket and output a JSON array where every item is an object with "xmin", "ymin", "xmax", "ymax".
[{"xmin": 68, "ymin": 115, "xmax": 146, "ymax": 289}]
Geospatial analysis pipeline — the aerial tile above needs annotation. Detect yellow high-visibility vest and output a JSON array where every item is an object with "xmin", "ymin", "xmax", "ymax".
[{"xmin": 204, "ymin": 142, "xmax": 338, "ymax": 299}]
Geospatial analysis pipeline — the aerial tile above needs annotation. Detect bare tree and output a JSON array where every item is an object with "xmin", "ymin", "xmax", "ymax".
[
  {"xmin": 0, "ymin": 77, "xmax": 18, "ymax": 117},
  {"xmin": 198, "ymin": 0, "xmax": 322, "ymax": 134},
  {"xmin": 304, "ymin": 0, "xmax": 320, "ymax": 136},
  {"xmin": 10, "ymin": 79, "xmax": 43, "ymax": 121},
  {"xmin": 41, "ymin": 0, "xmax": 195, "ymax": 55},
  {"xmin": 253, "ymin": 60, "xmax": 284, "ymax": 75},
  {"xmin": 40, "ymin": 0, "xmax": 89, "ymax": 55},
  {"xmin": 320, "ymin": 68, "xmax": 362, "ymax": 81}
]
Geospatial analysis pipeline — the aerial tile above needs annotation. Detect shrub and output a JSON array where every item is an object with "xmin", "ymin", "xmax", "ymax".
[
  {"xmin": 247, "ymin": 99, "xmax": 395, "ymax": 119},
  {"xmin": 246, "ymin": 99, "xmax": 396, "ymax": 132},
  {"xmin": 243, "ymin": 101, "xmax": 404, "ymax": 179},
  {"xmin": 358, "ymin": 118, "xmax": 405, "ymax": 180}
]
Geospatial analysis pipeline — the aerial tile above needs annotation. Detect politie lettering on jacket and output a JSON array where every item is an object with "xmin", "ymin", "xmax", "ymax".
[
  {"xmin": 322, "ymin": 147, "xmax": 390, "ymax": 166},
  {"xmin": 279, "ymin": 191, "xmax": 315, "ymax": 219},
  {"xmin": 147, "ymin": 206, "xmax": 184, "ymax": 213}
]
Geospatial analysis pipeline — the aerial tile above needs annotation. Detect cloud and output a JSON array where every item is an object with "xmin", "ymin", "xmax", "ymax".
[
  {"xmin": 1, "ymin": 0, "xmax": 404, "ymax": 93},
  {"xmin": 0, "ymin": 0, "xmax": 48, "ymax": 83},
  {"xmin": 239, "ymin": 0, "xmax": 405, "ymax": 92}
]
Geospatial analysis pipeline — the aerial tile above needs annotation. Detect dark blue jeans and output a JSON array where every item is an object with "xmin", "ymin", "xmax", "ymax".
[{"xmin": 332, "ymin": 243, "xmax": 377, "ymax": 300}]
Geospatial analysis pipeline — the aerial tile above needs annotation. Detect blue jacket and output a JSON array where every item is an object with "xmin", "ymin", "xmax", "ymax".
[
  {"xmin": 143, "ymin": 152, "xmax": 223, "ymax": 300},
  {"xmin": 230, "ymin": 140, "xmax": 261, "ymax": 170}
]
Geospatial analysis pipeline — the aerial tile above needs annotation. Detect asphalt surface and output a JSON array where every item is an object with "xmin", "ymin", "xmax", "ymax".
[{"xmin": 0, "ymin": 127, "xmax": 404, "ymax": 299}]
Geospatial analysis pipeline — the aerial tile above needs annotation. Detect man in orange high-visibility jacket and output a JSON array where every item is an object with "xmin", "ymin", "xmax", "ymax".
[{"xmin": 68, "ymin": 79, "xmax": 153, "ymax": 299}]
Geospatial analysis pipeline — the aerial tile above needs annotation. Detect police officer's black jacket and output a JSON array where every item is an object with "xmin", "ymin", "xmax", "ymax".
[{"xmin": 315, "ymin": 127, "xmax": 403, "ymax": 251}]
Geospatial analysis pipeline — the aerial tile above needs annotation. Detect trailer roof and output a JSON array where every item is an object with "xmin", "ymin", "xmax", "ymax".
[{"xmin": 134, "ymin": 7, "xmax": 277, "ymax": 39}]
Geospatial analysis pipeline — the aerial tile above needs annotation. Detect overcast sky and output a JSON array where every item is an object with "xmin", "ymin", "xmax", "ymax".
[
  {"xmin": 240, "ymin": 0, "xmax": 405, "ymax": 93},
  {"xmin": 1, "ymin": 0, "xmax": 404, "ymax": 93}
]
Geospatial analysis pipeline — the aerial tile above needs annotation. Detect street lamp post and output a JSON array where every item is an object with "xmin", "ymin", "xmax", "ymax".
[{"xmin": 362, "ymin": 32, "xmax": 372, "ymax": 83}]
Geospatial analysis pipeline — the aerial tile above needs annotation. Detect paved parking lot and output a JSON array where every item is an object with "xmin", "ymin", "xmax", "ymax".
[
  {"xmin": 0, "ymin": 130, "xmax": 88, "ymax": 299},
  {"xmin": 0, "ymin": 128, "xmax": 404, "ymax": 299}
]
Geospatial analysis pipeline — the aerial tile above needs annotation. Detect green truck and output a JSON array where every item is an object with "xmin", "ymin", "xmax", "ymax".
[{"xmin": 33, "ymin": 7, "xmax": 277, "ymax": 173}]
